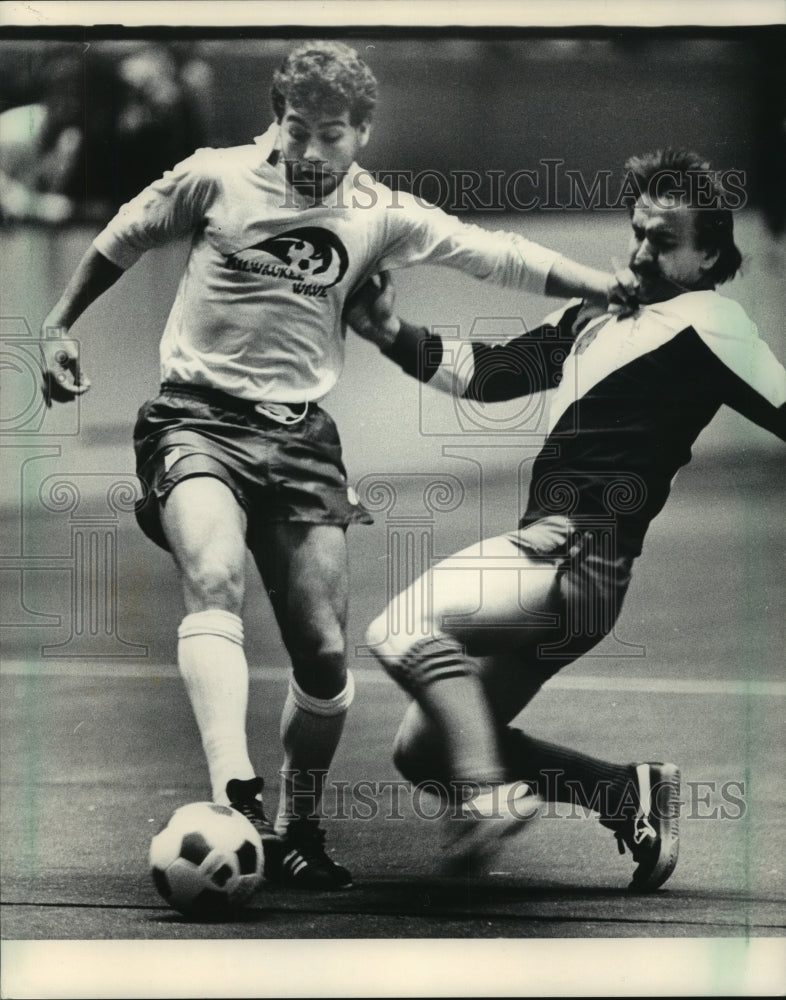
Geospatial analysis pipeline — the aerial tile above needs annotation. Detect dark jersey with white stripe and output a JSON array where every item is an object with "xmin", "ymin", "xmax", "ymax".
[{"xmin": 383, "ymin": 291, "xmax": 786, "ymax": 558}]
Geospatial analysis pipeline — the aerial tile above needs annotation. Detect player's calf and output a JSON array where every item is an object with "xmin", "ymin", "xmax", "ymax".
[{"xmin": 367, "ymin": 632, "xmax": 509, "ymax": 787}]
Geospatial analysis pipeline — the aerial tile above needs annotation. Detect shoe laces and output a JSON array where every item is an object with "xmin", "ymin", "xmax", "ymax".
[
  {"xmin": 632, "ymin": 813, "xmax": 657, "ymax": 846},
  {"xmin": 235, "ymin": 798, "xmax": 266, "ymax": 824},
  {"xmin": 612, "ymin": 811, "xmax": 657, "ymax": 857},
  {"xmin": 227, "ymin": 777, "xmax": 271, "ymax": 830}
]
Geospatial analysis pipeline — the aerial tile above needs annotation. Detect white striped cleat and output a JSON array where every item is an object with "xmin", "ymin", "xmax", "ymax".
[{"xmin": 264, "ymin": 818, "xmax": 353, "ymax": 890}]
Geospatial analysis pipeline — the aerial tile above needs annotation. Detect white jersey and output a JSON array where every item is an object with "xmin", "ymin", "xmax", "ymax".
[{"xmin": 93, "ymin": 124, "xmax": 560, "ymax": 403}]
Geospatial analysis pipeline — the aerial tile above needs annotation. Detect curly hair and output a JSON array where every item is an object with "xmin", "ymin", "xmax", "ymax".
[
  {"xmin": 271, "ymin": 41, "xmax": 378, "ymax": 126},
  {"xmin": 622, "ymin": 149, "xmax": 742, "ymax": 286}
]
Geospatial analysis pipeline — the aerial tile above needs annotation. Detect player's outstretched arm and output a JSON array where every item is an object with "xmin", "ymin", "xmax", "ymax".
[
  {"xmin": 344, "ymin": 271, "xmax": 400, "ymax": 348},
  {"xmin": 39, "ymin": 246, "xmax": 124, "ymax": 405},
  {"xmin": 381, "ymin": 198, "xmax": 641, "ymax": 312},
  {"xmin": 546, "ymin": 258, "xmax": 640, "ymax": 314},
  {"xmin": 345, "ymin": 270, "xmax": 576, "ymax": 401}
]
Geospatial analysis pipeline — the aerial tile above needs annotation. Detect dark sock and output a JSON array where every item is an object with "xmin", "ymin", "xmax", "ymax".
[{"xmin": 502, "ymin": 727, "xmax": 633, "ymax": 818}]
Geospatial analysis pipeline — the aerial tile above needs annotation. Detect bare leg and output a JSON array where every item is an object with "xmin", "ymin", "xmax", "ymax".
[
  {"xmin": 251, "ymin": 523, "xmax": 353, "ymax": 831},
  {"xmin": 367, "ymin": 533, "xmax": 564, "ymax": 788},
  {"xmin": 160, "ymin": 476, "xmax": 255, "ymax": 803}
]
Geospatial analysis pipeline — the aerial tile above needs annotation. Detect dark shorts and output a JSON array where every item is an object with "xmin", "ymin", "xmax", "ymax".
[
  {"xmin": 507, "ymin": 514, "xmax": 635, "ymax": 667},
  {"xmin": 133, "ymin": 382, "xmax": 373, "ymax": 551}
]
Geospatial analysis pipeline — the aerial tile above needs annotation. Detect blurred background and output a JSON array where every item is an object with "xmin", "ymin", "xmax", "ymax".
[
  {"xmin": 1, "ymin": 31, "xmax": 784, "ymax": 668},
  {"xmin": 1, "ymin": 34, "xmax": 785, "ymax": 224}
]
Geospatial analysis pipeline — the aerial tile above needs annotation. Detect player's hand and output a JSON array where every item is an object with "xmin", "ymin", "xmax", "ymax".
[
  {"xmin": 39, "ymin": 335, "xmax": 91, "ymax": 407},
  {"xmin": 607, "ymin": 267, "xmax": 640, "ymax": 317},
  {"xmin": 343, "ymin": 271, "xmax": 401, "ymax": 348}
]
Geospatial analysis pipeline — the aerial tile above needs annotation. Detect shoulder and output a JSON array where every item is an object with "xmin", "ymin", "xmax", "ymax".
[
  {"xmin": 538, "ymin": 298, "xmax": 586, "ymax": 331},
  {"xmin": 643, "ymin": 291, "xmax": 783, "ymax": 383},
  {"xmin": 158, "ymin": 144, "xmax": 266, "ymax": 206},
  {"xmin": 176, "ymin": 143, "xmax": 260, "ymax": 178},
  {"xmin": 644, "ymin": 290, "xmax": 756, "ymax": 342},
  {"xmin": 390, "ymin": 189, "xmax": 455, "ymax": 223},
  {"xmin": 355, "ymin": 174, "xmax": 449, "ymax": 219}
]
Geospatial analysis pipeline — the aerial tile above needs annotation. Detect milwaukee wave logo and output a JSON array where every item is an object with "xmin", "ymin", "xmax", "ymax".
[{"xmin": 224, "ymin": 227, "xmax": 349, "ymax": 298}]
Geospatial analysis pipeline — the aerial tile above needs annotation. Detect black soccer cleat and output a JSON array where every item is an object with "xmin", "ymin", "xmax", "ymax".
[
  {"xmin": 264, "ymin": 818, "xmax": 353, "ymax": 890},
  {"xmin": 600, "ymin": 762, "xmax": 681, "ymax": 892},
  {"xmin": 226, "ymin": 776, "xmax": 277, "ymax": 844}
]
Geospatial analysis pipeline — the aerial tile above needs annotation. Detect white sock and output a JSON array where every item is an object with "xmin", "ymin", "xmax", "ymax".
[
  {"xmin": 276, "ymin": 672, "xmax": 355, "ymax": 835},
  {"xmin": 177, "ymin": 609, "xmax": 256, "ymax": 805}
]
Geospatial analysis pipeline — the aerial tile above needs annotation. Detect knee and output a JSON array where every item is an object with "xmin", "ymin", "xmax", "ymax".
[
  {"xmin": 365, "ymin": 609, "xmax": 423, "ymax": 662},
  {"xmin": 288, "ymin": 619, "xmax": 348, "ymax": 697},
  {"xmin": 289, "ymin": 614, "xmax": 346, "ymax": 665},
  {"xmin": 181, "ymin": 555, "xmax": 245, "ymax": 614}
]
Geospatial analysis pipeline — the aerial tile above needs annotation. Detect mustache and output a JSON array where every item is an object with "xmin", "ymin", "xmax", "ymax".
[{"xmin": 630, "ymin": 262, "xmax": 658, "ymax": 280}]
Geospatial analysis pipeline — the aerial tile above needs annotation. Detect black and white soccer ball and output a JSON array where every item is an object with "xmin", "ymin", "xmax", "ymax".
[{"xmin": 149, "ymin": 802, "xmax": 263, "ymax": 918}]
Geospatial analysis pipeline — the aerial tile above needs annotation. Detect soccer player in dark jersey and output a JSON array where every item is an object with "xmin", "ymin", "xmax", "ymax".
[
  {"xmin": 37, "ymin": 41, "xmax": 633, "ymax": 891},
  {"xmin": 349, "ymin": 149, "xmax": 786, "ymax": 890}
]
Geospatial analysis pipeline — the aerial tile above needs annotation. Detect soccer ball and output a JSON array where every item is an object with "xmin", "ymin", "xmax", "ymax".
[{"xmin": 149, "ymin": 802, "xmax": 263, "ymax": 918}]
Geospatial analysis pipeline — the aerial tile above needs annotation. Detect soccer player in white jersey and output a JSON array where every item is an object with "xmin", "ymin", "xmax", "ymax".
[
  {"xmin": 352, "ymin": 149, "xmax": 786, "ymax": 890},
  {"xmin": 38, "ymin": 41, "xmax": 635, "ymax": 891}
]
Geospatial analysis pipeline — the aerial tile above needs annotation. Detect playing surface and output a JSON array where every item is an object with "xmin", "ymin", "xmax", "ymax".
[{"xmin": 1, "ymin": 212, "xmax": 784, "ymax": 996}]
